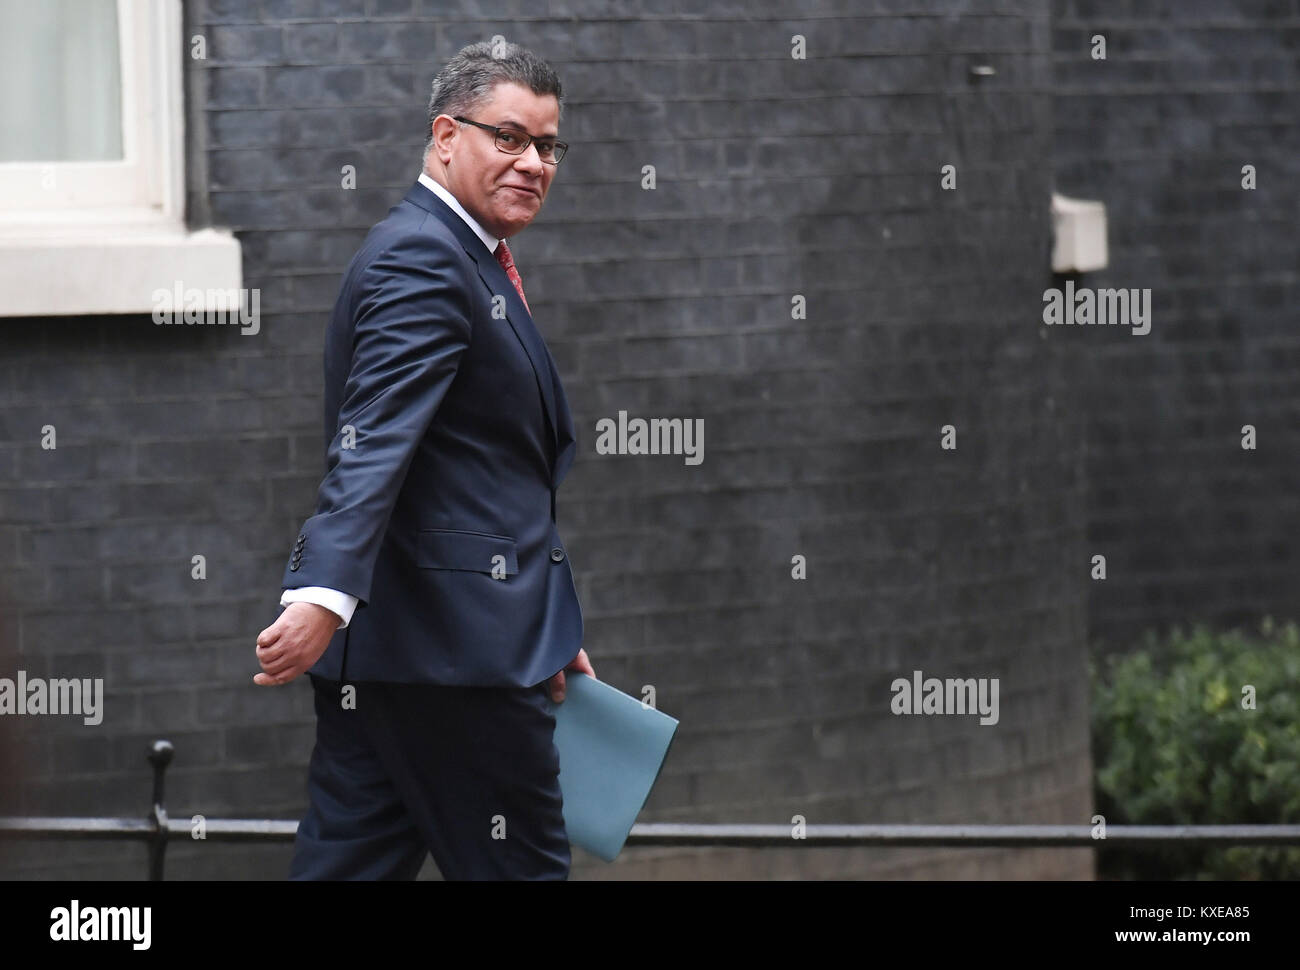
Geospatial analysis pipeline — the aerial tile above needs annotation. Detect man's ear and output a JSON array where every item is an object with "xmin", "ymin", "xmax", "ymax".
[{"xmin": 431, "ymin": 115, "xmax": 459, "ymax": 166}]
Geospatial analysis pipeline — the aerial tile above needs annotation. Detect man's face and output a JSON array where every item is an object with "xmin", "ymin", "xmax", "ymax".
[{"xmin": 440, "ymin": 82, "xmax": 560, "ymax": 240}]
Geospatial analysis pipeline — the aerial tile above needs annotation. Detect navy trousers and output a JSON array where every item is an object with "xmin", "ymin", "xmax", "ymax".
[{"xmin": 289, "ymin": 675, "xmax": 569, "ymax": 880}]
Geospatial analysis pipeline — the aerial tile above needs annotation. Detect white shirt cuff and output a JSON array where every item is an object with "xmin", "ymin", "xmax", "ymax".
[{"xmin": 280, "ymin": 587, "xmax": 358, "ymax": 629}]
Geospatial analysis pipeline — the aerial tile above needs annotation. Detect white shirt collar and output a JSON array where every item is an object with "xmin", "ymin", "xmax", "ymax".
[{"xmin": 417, "ymin": 172, "xmax": 499, "ymax": 254}]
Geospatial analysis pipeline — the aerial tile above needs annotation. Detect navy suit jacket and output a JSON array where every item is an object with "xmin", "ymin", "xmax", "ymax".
[{"xmin": 282, "ymin": 180, "xmax": 583, "ymax": 687}]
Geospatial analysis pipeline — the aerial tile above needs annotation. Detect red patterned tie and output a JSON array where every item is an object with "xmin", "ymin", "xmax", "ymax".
[{"xmin": 495, "ymin": 239, "xmax": 531, "ymax": 315}]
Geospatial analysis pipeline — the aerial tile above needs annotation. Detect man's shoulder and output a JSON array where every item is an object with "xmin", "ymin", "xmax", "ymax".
[
  {"xmin": 370, "ymin": 190, "xmax": 462, "ymax": 255},
  {"xmin": 348, "ymin": 187, "xmax": 471, "ymax": 278}
]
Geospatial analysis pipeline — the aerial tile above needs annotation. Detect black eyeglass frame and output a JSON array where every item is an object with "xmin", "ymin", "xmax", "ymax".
[{"xmin": 452, "ymin": 116, "xmax": 568, "ymax": 165}]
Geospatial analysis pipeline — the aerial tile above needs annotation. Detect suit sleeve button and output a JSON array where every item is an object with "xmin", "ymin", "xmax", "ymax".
[{"xmin": 550, "ymin": 547, "xmax": 565, "ymax": 562}]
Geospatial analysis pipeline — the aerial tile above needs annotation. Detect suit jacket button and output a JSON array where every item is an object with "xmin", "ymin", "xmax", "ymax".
[{"xmin": 550, "ymin": 547, "xmax": 564, "ymax": 563}]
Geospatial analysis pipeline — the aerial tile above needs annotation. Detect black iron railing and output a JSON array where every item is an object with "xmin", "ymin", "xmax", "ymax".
[{"xmin": 3, "ymin": 741, "xmax": 1299, "ymax": 879}]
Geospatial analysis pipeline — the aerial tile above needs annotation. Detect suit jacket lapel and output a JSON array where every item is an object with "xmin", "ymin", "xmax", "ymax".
[
  {"xmin": 471, "ymin": 258, "xmax": 559, "ymax": 441},
  {"xmin": 547, "ymin": 347, "xmax": 578, "ymax": 484}
]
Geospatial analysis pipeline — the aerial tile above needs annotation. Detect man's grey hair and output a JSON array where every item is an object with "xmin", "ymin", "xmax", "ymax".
[{"xmin": 423, "ymin": 41, "xmax": 564, "ymax": 160}]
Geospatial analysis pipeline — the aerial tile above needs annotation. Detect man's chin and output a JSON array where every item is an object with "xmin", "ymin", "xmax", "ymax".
[
  {"xmin": 498, "ymin": 215, "xmax": 538, "ymax": 237},
  {"xmin": 495, "ymin": 196, "xmax": 542, "ymax": 220}
]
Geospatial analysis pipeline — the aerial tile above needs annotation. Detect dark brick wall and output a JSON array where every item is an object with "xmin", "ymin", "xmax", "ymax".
[
  {"xmin": 1, "ymin": 0, "xmax": 1106, "ymax": 879},
  {"xmin": 1050, "ymin": 0, "xmax": 1300, "ymax": 650}
]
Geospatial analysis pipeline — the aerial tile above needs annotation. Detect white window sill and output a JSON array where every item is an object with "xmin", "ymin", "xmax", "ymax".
[{"xmin": 0, "ymin": 217, "xmax": 242, "ymax": 318}]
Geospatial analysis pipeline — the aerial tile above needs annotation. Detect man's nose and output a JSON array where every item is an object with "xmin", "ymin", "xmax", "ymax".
[{"xmin": 515, "ymin": 143, "xmax": 545, "ymax": 176}]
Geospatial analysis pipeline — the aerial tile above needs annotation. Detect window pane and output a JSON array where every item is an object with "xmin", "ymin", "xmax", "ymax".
[{"xmin": 0, "ymin": 0, "xmax": 123, "ymax": 162}]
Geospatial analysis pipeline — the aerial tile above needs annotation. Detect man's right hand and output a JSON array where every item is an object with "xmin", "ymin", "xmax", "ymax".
[
  {"xmin": 546, "ymin": 648, "xmax": 595, "ymax": 704},
  {"xmin": 254, "ymin": 602, "xmax": 340, "ymax": 686}
]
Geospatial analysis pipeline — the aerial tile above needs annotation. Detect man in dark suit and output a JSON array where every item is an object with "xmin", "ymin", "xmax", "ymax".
[{"xmin": 252, "ymin": 42, "xmax": 592, "ymax": 880}]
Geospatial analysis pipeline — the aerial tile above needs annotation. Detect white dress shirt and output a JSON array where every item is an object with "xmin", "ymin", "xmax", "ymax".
[{"xmin": 280, "ymin": 172, "xmax": 500, "ymax": 628}]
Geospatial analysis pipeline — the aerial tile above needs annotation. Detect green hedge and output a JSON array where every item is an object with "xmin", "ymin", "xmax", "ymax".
[{"xmin": 1091, "ymin": 617, "xmax": 1300, "ymax": 879}]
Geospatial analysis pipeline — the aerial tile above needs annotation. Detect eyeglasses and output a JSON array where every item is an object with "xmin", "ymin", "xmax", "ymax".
[{"xmin": 453, "ymin": 116, "xmax": 568, "ymax": 165}]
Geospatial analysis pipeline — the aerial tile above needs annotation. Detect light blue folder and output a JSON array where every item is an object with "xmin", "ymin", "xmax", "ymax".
[{"xmin": 551, "ymin": 673, "xmax": 679, "ymax": 862}]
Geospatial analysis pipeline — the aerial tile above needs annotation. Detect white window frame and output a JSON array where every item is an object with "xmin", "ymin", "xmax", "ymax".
[{"xmin": 0, "ymin": 0, "xmax": 240, "ymax": 317}]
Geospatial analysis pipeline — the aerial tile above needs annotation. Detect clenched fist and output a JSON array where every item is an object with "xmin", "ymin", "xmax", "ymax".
[{"xmin": 254, "ymin": 602, "xmax": 341, "ymax": 686}]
